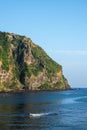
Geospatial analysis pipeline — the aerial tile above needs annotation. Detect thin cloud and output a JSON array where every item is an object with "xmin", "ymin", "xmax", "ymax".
[{"xmin": 48, "ymin": 50, "xmax": 87, "ymax": 55}]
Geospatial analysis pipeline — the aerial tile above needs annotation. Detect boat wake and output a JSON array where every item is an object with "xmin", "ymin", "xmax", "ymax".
[{"xmin": 29, "ymin": 112, "xmax": 57, "ymax": 118}]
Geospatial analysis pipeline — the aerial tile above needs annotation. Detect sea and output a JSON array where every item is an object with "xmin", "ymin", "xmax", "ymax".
[{"xmin": 0, "ymin": 88, "xmax": 87, "ymax": 130}]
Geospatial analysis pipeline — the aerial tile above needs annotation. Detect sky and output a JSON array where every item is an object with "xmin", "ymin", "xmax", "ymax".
[{"xmin": 0, "ymin": 0, "xmax": 87, "ymax": 88}]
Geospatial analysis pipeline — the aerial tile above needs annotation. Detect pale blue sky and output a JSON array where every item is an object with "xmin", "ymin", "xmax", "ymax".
[{"xmin": 0, "ymin": 0, "xmax": 87, "ymax": 88}]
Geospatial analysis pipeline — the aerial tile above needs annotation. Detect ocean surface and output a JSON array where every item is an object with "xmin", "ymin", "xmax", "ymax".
[{"xmin": 0, "ymin": 88, "xmax": 87, "ymax": 130}]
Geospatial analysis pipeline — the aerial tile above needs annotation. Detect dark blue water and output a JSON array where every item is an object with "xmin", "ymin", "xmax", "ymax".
[{"xmin": 0, "ymin": 88, "xmax": 87, "ymax": 130}]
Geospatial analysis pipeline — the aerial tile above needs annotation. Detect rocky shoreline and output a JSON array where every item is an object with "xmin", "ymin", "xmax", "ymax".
[{"xmin": 0, "ymin": 87, "xmax": 72, "ymax": 94}]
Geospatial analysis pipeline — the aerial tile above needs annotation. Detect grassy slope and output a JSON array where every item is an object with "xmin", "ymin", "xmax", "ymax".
[{"xmin": 0, "ymin": 32, "xmax": 70, "ymax": 91}]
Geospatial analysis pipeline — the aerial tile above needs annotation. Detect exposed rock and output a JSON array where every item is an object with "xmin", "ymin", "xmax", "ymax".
[{"xmin": 0, "ymin": 31, "xmax": 71, "ymax": 91}]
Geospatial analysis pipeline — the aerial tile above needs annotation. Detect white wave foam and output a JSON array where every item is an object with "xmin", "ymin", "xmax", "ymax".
[{"xmin": 29, "ymin": 112, "xmax": 54, "ymax": 117}]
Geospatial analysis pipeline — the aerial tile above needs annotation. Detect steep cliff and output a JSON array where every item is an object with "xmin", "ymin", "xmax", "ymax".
[{"xmin": 0, "ymin": 31, "xmax": 70, "ymax": 91}]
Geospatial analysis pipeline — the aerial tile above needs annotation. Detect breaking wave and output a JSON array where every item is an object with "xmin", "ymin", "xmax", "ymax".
[{"xmin": 29, "ymin": 112, "xmax": 57, "ymax": 117}]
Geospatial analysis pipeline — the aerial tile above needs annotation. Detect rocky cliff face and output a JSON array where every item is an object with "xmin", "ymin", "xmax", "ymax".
[{"xmin": 0, "ymin": 32, "xmax": 70, "ymax": 91}]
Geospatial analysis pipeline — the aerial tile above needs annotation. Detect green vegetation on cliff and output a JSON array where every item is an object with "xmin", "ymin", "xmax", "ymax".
[{"xmin": 0, "ymin": 31, "xmax": 70, "ymax": 91}]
